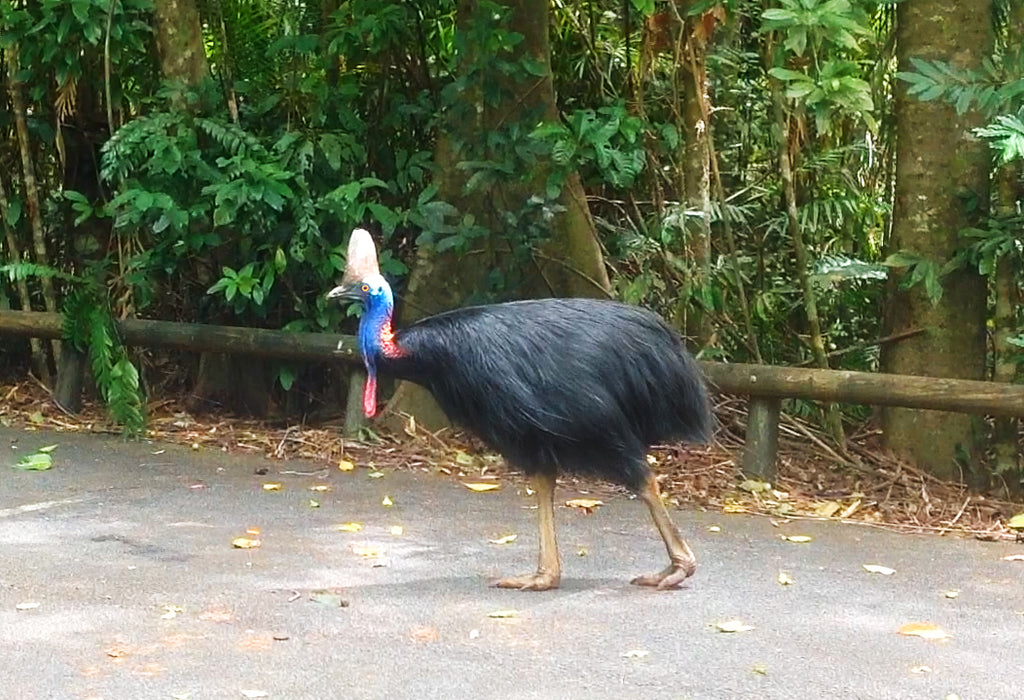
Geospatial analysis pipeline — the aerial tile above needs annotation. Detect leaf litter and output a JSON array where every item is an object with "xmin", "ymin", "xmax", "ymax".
[{"xmin": 3, "ymin": 380, "xmax": 1019, "ymax": 540}]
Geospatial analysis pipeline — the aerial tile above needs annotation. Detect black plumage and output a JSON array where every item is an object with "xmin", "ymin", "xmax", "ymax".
[
  {"xmin": 385, "ymin": 299, "xmax": 711, "ymax": 492},
  {"xmin": 329, "ymin": 229, "xmax": 713, "ymax": 591}
]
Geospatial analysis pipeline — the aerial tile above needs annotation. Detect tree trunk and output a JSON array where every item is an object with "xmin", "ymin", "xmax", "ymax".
[
  {"xmin": 0, "ymin": 171, "xmax": 51, "ymax": 384},
  {"xmin": 152, "ymin": 0, "xmax": 210, "ymax": 91},
  {"xmin": 387, "ymin": 0, "xmax": 610, "ymax": 429},
  {"xmin": 880, "ymin": 0, "xmax": 992, "ymax": 481},
  {"xmin": 6, "ymin": 44, "xmax": 60, "ymax": 366}
]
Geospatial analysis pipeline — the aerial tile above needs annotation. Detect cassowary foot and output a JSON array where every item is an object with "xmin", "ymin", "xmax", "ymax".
[
  {"xmin": 630, "ymin": 560, "xmax": 696, "ymax": 590},
  {"xmin": 493, "ymin": 571, "xmax": 560, "ymax": 591}
]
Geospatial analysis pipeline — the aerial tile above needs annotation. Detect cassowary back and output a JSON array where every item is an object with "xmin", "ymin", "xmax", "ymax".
[{"xmin": 382, "ymin": 298, "xmax": 711, "ymax": 491}]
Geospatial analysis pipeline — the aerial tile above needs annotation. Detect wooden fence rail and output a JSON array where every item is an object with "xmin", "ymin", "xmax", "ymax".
[{"xmin": 3, "ymin": 310, "xmax": 1022, "ymax": 478}]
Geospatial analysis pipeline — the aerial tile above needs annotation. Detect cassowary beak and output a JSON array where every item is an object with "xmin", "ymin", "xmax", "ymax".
[{"xmin": 326, "ymin": 283, "xmax": 362, "ymax": 301}]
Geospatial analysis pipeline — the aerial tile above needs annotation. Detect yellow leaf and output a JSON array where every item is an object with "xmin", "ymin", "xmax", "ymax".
[
  {"xmin": 352, "ymin": 544, "xmax": 383, "ymax": 557},
  {"xmin": 338, "ymin": 459, "xmax": 356, "ymax": 472},
  {"xmin": 777, "ymin": 571, "xmax": 794, "ymax": 586},
  {"xmin": 623, "ymin": 649, "xmax": 649, "ymax": 659},
  {"xmin": 715, "ymin": 620, "xmax": 755, "ymax": 633},
  {"xmin": 577, "ymin": 548, "xmax": 587, "ymax": 556},
  {"xmin": 1007, "ymin": 513, "xmax": 1024, "ymax": 529},
  {"xmin": 308, "ymin": 499, "xmax": 320, "ymax": 508},
  {"xmin": 390, "ymin": 525, "xmax": 404, "ymax": 536},
  {"xmin": 863, "ymin": 564, "xmax": 896, "ymax": 575},
  {"xmin": 463, "ymin": 482, "xmax": 500, "ymax": 492},
  {"xmin": 487, "ymin": 610, "xmax": 518, "ymax": 619},
  {"xmin": 708, "ymin": 525, "xmax": 722, "ymax": 533},
  {"xmin": 262, "ymin": 483, "xmax": 282, "ymax": 491},
  {"xmin": 781, "ymin": 535, "xmax": 812, "ymax": 543},
  {"xmin": 310, "ymin": 484, "xmax": 330, "ymax": 492},
  {"xmin": 897, "ymin": 622, "xmax": 951, "ymax": 640},
  {"xmin": 335, "ymin": 522, "xmax": 363, "ymax": 532},
  {"xmin": 160, "ymin": 605, "xmax": 184, "ymax": 619},
  {"xmin": 1002, "ymin": 554, "xmax": 1024, "ymax": 561},
  {"xmin": 246, "ymin": 526, "xmax": 261, "ymax": 536},
  {"xmin": 738, "ymin": 479, "xmax": 771, "ymax": 493},
  {"xmin": 368, "ymin": 471, "xmax": 384, "ymax": 479},
  {"xmin": 488, "ymin": 534, "xmax": 517, "ymax": 545},
  {"xmin": 404, "ymin": 415, "xmax": 417, "ymax": 436},
  {"xmin": 944, "ymin": 590, "xmax": 960, "ymax": 599},
  {"xmin": 232, "ymin": 537, "xmax": 261, "ymax": 549},
  {"xmin": 15, "ymin": 601, "xmax": 40, "ymax": 611},
  {"xmin": 565, "ymin": 498, "xmax": 604, "ymax": 510},
  {"xmin": 454, "ymin": 450, "xmax": 475, "ymax": 466},
  {"xmin": 722, "ymin": 502, "xmax": 747, "ymax": 514},
  {"xmin": 646, "ymin": 454, "xmax": 658, "ymax": 465},
  {"xmin": 839, "ymin": 499, "xmax": 862, "ymax": 519},
  {"xmin": 382, "ymin": 495, "xmax": 393, "ymax": 506},
  {"xmin": 815, "ymin": 501, "xmax": 841, "ymax": 518}
]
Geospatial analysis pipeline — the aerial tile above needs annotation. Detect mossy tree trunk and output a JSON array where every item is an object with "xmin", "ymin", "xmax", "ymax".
[
  {"xmin": 386, "ymin": 0, "xmax": 610, "ymax": 429},
  {"xmin": 880, "ymin": 0, "xmax": 992, "ymax": 481}
]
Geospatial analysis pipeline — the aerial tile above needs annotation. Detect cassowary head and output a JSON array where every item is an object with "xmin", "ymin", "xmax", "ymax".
[
  {"xmin": 326, "ymin": 228, "xmax": 390, "ymax": 306},
  {"xmin": 326, "ymin": 229, "xmax": 397, "ymax": 418}
]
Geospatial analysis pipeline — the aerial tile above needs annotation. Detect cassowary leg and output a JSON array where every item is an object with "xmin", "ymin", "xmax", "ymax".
[
  {"xmin": 493, "ymin": 471, "xmax": 560, "ymax": 591},
  {"xmin": 630, "ymin": 474, "xmax": 697, "ymax": 590}
]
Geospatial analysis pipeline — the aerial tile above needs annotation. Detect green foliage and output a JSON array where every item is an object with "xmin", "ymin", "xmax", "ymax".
[
  {"xmin": 897, "ymin": 57, "xmax": 1024, "ymax": 115},
  {"xmin": 761, "ymin": 0, "xmax": 872, "ymax": 58},
  {"xmin": 0, "ymin": 263, "xmax": 145, "ymax": 435},
  {"xmin": 975, "ymin": 112, "xmax": 1024, "ymax": 164},
  {"xmin": 883, "ymin": 251, "xmax": 944, "ymax": 305}
]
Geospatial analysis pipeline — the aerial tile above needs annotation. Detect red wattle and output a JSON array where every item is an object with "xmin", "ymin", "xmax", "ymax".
[{"xmin": 363, "ymin": 373, "xmax": 377, "ymax": 417}]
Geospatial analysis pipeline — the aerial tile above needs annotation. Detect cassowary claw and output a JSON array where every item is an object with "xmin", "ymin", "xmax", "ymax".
[{"xmin": 630, "ymin": 560, "xmax": 697, "ymax": 590}]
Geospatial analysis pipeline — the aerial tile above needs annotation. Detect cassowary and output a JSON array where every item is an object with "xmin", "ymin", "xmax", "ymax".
[{"xmin": 328, "ymin": 229, "xmax": 712, "ymax": 590}]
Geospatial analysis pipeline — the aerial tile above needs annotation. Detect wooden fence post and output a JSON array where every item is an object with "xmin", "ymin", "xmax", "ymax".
[
  {"xmin": 53, "ymin": 343, "xmax": 87, "ymax": 414},
  {"xmin": 344, "ymin": 368, "xmax": 368, "ymax": 437},
  {"xmin": 742, "ymin": 397, "xmax": 781, "ymax": 481}
]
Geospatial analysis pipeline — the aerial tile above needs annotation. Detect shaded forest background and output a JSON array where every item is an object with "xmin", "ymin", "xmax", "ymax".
[{"xmin": 0, "ymin": 0, "xmax": 1021, "ymax": 488}]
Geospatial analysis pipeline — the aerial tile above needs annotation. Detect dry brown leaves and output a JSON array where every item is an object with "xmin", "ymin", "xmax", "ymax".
[{"xmin": 1, "ymin": 380, "xmax": 1020, "ymax": 539}]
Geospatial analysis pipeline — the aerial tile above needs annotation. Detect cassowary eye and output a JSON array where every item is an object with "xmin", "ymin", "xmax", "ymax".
[{"xmin": 361, "ymin": 284, "xmax": 369, "ymax": 292}]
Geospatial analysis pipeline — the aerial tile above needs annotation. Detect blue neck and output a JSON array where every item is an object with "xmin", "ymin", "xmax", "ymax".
[{"xmin": 358, "ymin": 283, "xmax": 395, "ymax": 367}]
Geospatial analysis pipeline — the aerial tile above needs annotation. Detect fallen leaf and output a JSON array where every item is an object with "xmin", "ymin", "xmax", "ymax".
[
  {"xmin": 409, "ymin": 626, "xmax": 438, "ymax": 642},
  {"xmin": 310, "ymin": 589, "xmax": 349, "ymax": 608},
  {"xmin": 368, "ymin": 471, "xmax": 384, "ymax": 479},
  {"xmin": 488, "ymin": 534, "xmax": 517, "ymax": 545},
  {"xmin": 722, "ymin": 502, "xmax": 747, "ymax": 514},
  {"xmin": 715, "ymin": 620, "xmax": 755, "ymax": 633},
  {"xmin": 309, "ymin": 484, "xmax": 330, "ymax": 492},
  {"xmin": 944, "ymin": 590, "xmax": 960, "ymax": 599},
  {"xmin": 404, "ymin": 415, "xmax": 417, "ymax": 436},
  {"xmin": 261, "ymin": 483, "xmax": 282, "ymax": 491},
  {"xmin": 338, "ymin": 459, "xmax": 355, "ymax": 472},
  {"xmin": 897, "ymin": 622, "xmax": 951, "ymax": 641},
  {"xmin": 646, "ymin": 454, "xmax": 658, "ymax": 465},
  {"xmin": 815, "ymin": 501, "xmax": 841, "ymax": 518},
  {"xmin": 335, "ymin": 523, "xmax": 363, "ymax": 532},
  {"xmin": 781, "ymin": 535, "xmax": 813, "ymax": 543},
  {"xmin": 738, "ymin": 479, "xmax": 771, "ymax": 494},
  {"xmin": 231, "ymin": 537, "xmax": 261, "ymax": 549},
  {"xmin": 565, "ymin": 498, "xmax": 604, "ymax": 513},
  {"xmin": 308, "ymin": 499, "xmax": 320, "ymax": 508},
  {"xmin": 487, "ymin": 610, "xmax": 518, "ymax": 619},
  {"xmin": 462, "ymin": 482, "xmax": 500, "ymax": 492},
  {"xmin": 777, "ymin": 571, "xmax": 794, "ymax": 586},
  {"xmin": 272, "ymin": 634, "xmax": 289, "ymax": 641},
  {"xmin": 752, "ymin": 663, "xmax": 768, "ymax": 675},
  {"xmin": 390, "ymin": 525, "xmax": 404, "ymax": 536},
  {"xmin": 577, "ymin": 548, "xmax": 587, "ymax": 556},
  {"xmin": 352, "ymin": 544, "xmax": 384, "ymax": 557},
  {"xmin": 28, "ymin": 411, "xmax": 44, "ymax": 424},
  {"xmin": 13, "ymin": 451, "xmax": 53, "ymax": 471},
  {"xmin": 708, "ymin": 525, "xmax": 721, "ymax": 533},
  {"xmin": 160, "ymin": 605, "xmax": 184, "ymax": 620},
  {"xmin": 454, "ymin": 450, "xmax": 475, "ymax": 466},
  {"xmin": 1006, "ymin": 513, "xmax": 1024, "ymax": 529},
  {"xmin": 863, "ymin": 564, "xmax": 896, "ymax": 576},
  {"xmin": 106, "ymin": 647, "xmax": 128, "ymax": 658},
  {"xmin": 623, "ymin": 649, "xmax": 649, "ymax": 659},
  {"xmin": 381, "ymin": 495, "xmax": 393, "ymax": 507},
  {"xmin": 38, "ymin": 444, "xmax": 58, "ymax": 453},
  {"xmin": 839, "ymin": 499, "xmax": 862, "ymax": 519},
  {"xmin": 240, "ymin": 690, "xmax": 269, "ymax": 698},
  {"xmin": 910, "ymin": 665, "xmax": 932, "ymax": 674},
  {"xmin": 246, "ymin": 527, "xmax": 261, "ymax": 536},
  {"xmin": 469, "ymin": 629, "xmax": 480, "ymax": 639},
  {"xmin": 1001, "ymin": 554, "xmax": 1024, "ymax": 561},
  {"xmin": 15, "ymin": 601, "xmax": 40, "ymax": 611}
]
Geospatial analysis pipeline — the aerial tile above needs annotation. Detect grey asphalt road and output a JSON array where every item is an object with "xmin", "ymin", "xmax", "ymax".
[{"xmin": 1, "ymin": 427, "xmax": 1022, "ymax": 700}]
